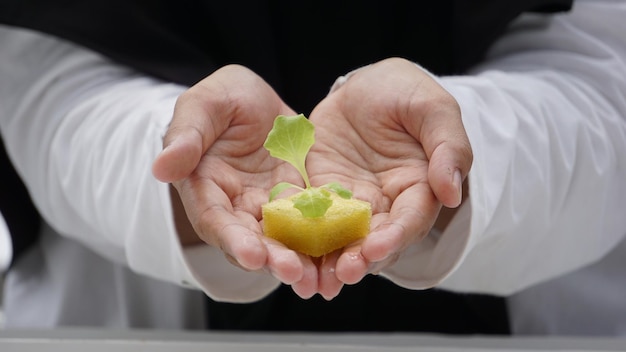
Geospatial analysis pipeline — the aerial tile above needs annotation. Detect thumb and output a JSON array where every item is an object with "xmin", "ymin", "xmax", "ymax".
[
  {"xmin": 152, "ymin": 123, "xmax": 205, "ymax": 183},
  {"xmin": 420, "ymin": 103, "xmax": 473, "ymax": 208},
  {"xmin": 428, "ymin": 138, "xmax": 472, "ymax": 208},
  {"xmin": 389, "ymin": 62, "xmax": 472, "ymax": 208},
  {"xmin": 152, "ymin": 87, "xmax": 229, "ymax": 183}
]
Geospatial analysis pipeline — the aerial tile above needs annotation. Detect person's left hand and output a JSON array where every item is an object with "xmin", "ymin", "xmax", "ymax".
[{"xmin": 306, "ymin": 58, "xmax": 473, "ymax": 299}]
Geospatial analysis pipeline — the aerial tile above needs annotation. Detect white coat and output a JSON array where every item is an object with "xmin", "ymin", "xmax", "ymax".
[{"xmin": 1, "ymin": 0, "xmax": 625, "ymax": 335}]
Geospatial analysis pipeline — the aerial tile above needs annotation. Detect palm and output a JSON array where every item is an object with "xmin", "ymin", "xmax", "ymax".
[
  {"xmin": 308, "ymin": 81, "xmax": 440, "ymax": 258},
  {"xmin": 309, "ymin": 100, "xmax": 433, "ymax": 220},
  {"xmin": 188, "ymin": 113, "xmax": 301, "ymax": 225}
]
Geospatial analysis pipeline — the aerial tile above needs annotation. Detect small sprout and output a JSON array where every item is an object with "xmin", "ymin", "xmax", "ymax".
[
  {"xmin": 263, "ymin": 114, "xmax": 352, "ymax": 218},
  {"xmin": 292, "ymin": 187, "xmax": 333, "ymax": 218}
]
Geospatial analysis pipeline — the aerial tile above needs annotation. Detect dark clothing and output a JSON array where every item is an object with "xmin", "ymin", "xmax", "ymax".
[
  {"xmin": 0, "ymin": 0, "xmax": 572, "ymax": 334},
  {"xmin": 0, "ymin": 0, "xmax": 572, "ymax": 113},
  {"xmin": 0, "ymin": 138, "xmax": 41, "ymax": 267},
  {"xmin": 207, "ymin": 275, "xmax": 511, "ymax": 334}
]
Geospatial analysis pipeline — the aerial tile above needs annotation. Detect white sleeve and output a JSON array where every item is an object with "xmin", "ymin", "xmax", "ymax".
[
  {"xmin": 0, "ymin": 25, "xmax": 279, "ymax": 302},
  {"xmin": 382, "ymin": 0, "xmax": 626, "ymax": 295}
]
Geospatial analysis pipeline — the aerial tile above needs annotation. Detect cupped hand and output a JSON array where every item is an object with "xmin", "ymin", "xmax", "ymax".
[
  {"xmin": 307, "ymin": 58, "xmax": 473, "ymax": 299},
  {"xmin": 152, "ymin": 65, "xmax": 318, "ymax": 298}
]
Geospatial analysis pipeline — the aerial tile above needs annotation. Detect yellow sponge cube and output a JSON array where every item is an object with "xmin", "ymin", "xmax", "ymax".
[{"xmin": 262, "ymin": 193, "xmax": 372, "ymax": 257}]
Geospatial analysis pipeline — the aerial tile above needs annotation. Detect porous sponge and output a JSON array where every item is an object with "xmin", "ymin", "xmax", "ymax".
[{"xmin": 262, "ymin": 193, "xmax": 371, "ymax": 257}]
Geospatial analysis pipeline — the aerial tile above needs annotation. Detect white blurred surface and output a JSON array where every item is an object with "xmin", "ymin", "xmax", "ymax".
[{"xmin": 1, "ymin": 330, "xmax": 626, "ymax": 352}]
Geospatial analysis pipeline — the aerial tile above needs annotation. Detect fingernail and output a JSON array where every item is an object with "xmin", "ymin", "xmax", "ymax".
[{"xmin": 452, "ymin": 169, "xmax": 463, "ymax": 207}]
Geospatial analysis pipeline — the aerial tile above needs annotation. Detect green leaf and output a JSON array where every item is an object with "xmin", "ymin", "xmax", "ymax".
[
  {"xmin": 263, "ymin": 114, "xmax": 314, "ymax": 188},
  {"xmin": 323, "ymin": 182, "xmax": 353, "ymax": 199},
  {"xmin": 268, "ymin": 182, "xmax": 302, "ymax": 202},
  {"xmin": 292, "ymin": 188, "xmax": 333, "ymax": 218},
  {"xmin": 263, "ymin": 114, "xmax": 352, "ymax": 218}
]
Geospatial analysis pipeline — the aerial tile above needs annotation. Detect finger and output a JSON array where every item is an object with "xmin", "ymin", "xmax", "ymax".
[
  {"xmin": 290, "ymin": 254, "xmax": 319, "ymax": 299},
  {"xmin": 361, "ymin": 186, "xmax": 438, "ymax": 263},
  {"xmin": 360, "ymin": 221, "xmax": 406, "ymax": 263},
  {"xmin": 419, "ymin": 103, "xmax": 472, "ymax": 208},
  {"xmin": 211, "ymin": 218, "xmax": 268, "ymax": 271},
  {"xmin": 180, "ymin": 176, "xmax": 268, "ymax": 270},
  {"xmin": 152, "ymin": 124, "xmax": 205, "ymax": 183},
  {"xmin": 262, "ymin": 237, "xmax": 305, "ymax": 285},
  {"xmin": 334, "ymin": 243, "xmax": 369, "ymax": 285},
  {"xmin": 317, "ymin": 251, "xmax": 345, "ymax": 300}
]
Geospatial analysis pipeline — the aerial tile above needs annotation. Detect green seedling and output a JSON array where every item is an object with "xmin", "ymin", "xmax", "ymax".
[{"xmin": 263, "ymin": 114, "xmax": 352, "ymax": 218}]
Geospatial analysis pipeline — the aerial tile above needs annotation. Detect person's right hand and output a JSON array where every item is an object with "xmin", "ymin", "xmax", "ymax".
[
  {"xmin": 306, "ymin": 58, "xmax": 473, "ymax": 299},
  {"xmin": 152, "ymin": 65, "xmax": 319, "ymax": 298}
]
